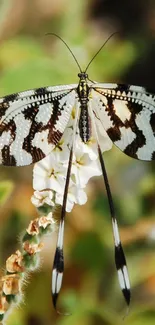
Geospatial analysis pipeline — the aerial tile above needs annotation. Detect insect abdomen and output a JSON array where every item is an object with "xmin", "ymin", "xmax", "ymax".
[
  {"xmin": 77, "ymin": 79, "xmax": 91, "ymax": 143},
  {"xmin": 79, "ymin": 103, "xmax": 91, "ymax": 143}
]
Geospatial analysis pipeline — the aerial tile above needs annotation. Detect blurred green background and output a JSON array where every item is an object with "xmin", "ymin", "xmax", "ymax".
[{"xmin": 1, "ymin": 0, "xmax": 155, "ymax": 324}]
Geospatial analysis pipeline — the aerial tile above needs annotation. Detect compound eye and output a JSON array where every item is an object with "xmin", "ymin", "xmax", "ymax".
[{"xmin": 78, "ymin": 73, "xmax": 81, "ymax": 77}]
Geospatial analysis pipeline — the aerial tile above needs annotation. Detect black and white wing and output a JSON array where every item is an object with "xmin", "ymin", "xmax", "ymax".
[
  {"xmin": 89, "ymin": 83, "xmax": 155, "ymax": 308},
  {"xmin": 91, "ymin": 84, "xmax": 155, "ymax": 160},
  {"xmin": 0, "ymin": 85, "xmax": 77, "ymax": 166}
]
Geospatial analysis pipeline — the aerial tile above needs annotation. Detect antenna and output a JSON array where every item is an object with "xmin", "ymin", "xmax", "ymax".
[
  {"xmin": 45, "ymin": 33, "xmax": 82, "ymax": 72},
  {"xmin": 85, "ymin": 31, "xmax": 119, "ymax": 73},
  {"xmin": 45, "ymin": 32, "xmax": 118, "ymax": 74}
]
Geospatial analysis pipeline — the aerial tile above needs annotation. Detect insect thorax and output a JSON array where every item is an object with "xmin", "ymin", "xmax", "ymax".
[{"xmin": 77, "ymin": 74, "xmax": 91, "ymax": 143}]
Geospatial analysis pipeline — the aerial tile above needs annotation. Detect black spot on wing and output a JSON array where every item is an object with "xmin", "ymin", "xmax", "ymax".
[
  {"xmin": 122, "ymin": 288, "xmax": 130, "ymax": 305},
  {"xmin": 124, "ymin": 144, "xmax": 138, "ymax": 159},
  {"xmin": 115, "ymin": 84, "xmax": 130, "ymax": 93},
  {"xmin": 0, "ymin": 120, "xmax": 16, "ymax": 140},
  {"xmin": 53, "ymin": 247, "xmax": 64, "ymax": 273},
  {"xmin": 4, "ymin": 93, "xmax": 19, "ymax": 103},
  {"xmin": 1, "ymin": 145, "xmax": 16, "ymax": 166},
  {"xmin": 115, "ymin": 243, "xmax": 126, "ymax": 270},
  {"xmin": 106, "ymin": 97, "xmax": 124, "ymax": 127},
  {"xmin": 115, "ymin": 243, "xmax": 131, "ymax": 305},
  {"xmin": 23, "ymin": 132, "xmax": 46, "ymax": 163},
  {"xmin": 22, "ymin": 119, "xmax": 46, "ymax": 163},
  {"xmin": 123, "ymin": 129, "xmax": 146, "ymax": 159},
  {"xmin": 31, "ymin": 147, "xmax": 45, "ymax": 163},
  {"xmin": 34, "ymin": 87, "xmax": 50, "ymax": 96},
  {"xmin": 44, "ymin": 96, "xmax": 66, "ymax": 144},
  {"xmin": 48, "ymin": 129, "xmax": 62, "ymax": 145},
  {"xmin": 127, "ymin": 100, "xmax": 143, "ymax": 115},
  {"xmin": 52, "ymin": 293, "xmax": 58, "ymax": 309},
  {"xmin": 0, "ymin": 102, "xmax": 10, "ymax": 119},
  {"xmin": 0, "ymin": 94, "xmax": 19, "ymax": 119},
  {"xmin": 23, "ymin": 104, "xmax": 39, "ymax": 121},
  {"xmin": 151, "ymin": 151, "xmax": 155, "ymax": 160},
  {"xmin": 150, "ymin": 113, "xmax": 155, "ymax": 134},
  {"xmin": 107, "ymin": 126, "xmax": 121, "ymax": 142}
]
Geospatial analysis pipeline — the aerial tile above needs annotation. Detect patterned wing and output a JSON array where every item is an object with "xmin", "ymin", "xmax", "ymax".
[
  {"xmin": 91, "ymin": 84, "xmax": 155, "ymax": 161},
  {"xmin": 0, "ymin": 85, "xmax": 77, "ymax": 166}
]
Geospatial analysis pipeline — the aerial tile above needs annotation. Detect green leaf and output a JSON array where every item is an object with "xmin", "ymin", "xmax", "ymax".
[{"xmin": 0, "ymin": 180, "xmax": 14, "ymax": 206}]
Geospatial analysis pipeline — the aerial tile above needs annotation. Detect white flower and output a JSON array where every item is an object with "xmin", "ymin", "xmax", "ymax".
[
  {"xmin": 32, "ymin": 117, "xmax": 112, "ymax": 214},
  {"xmin": 73, "ymin": 186, "xmax": 87, "ymax": 205},
  {"xmin": 55, "ymin": 192, "xmax": 74, "ymax": 212},
  {"xmin": 31, "ymin": 190, "xmax": 54, "ymax": 208},
  {"xmin": 55, "ymin": 182, "xmax": 87, "ymax": 212},
  {"xmin": 72, "ymin": 145, "xmax": 102, "ymax": 187},
  {"xmin": 33, "ymin": 152, "xmax": 66, "ymax": 193}
]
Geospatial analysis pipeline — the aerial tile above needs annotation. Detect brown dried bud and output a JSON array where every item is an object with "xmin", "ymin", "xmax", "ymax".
[
  {"xmin": 38, "ymin": 213, "xmax": 55, "ymax": 229},
  {"xmin": 26, "ymin": 219, "xmax": 39, "ymax": 235},
  {"xmin": 0, "ymin": 295, "xmax": 9, "ymax": 314},
  {"xmin": 23, "ymin": 241, "xmax": 44, "ymax": 255},
  {"xmin": 2, "ymin": 274, "xmax": 21, "ymax": 295},
  {"xmin": 6, "ymin": 250, "xmax": 24, "ymax": 273}
]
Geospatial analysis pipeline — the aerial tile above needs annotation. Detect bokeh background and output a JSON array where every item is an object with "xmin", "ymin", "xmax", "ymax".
[{"xmin": 0, "ymin": 1, "xmax": 155, "ymax": 324}]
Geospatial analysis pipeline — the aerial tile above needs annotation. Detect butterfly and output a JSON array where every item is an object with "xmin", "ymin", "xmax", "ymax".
[{"xmin": 0, "ymin": 34, "xmax": 155, "ymax": 313}]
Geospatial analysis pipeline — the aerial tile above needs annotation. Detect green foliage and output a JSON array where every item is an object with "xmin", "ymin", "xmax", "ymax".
[
  {"xmin": 0, "ymin": 180, "xmax": 14, "ymax": 206},
  {"xmin": 71, "ymin": 232, "xmax": 109, "ymax": 269}
]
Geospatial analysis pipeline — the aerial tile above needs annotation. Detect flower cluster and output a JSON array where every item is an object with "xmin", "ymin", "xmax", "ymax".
[
  {"xmin": 31, "ymin": 121, "xmax": 112, "ymax": 213},
  {"xmin": 0, "ymin": 213, "xmax": 56, "ymax": 324}
]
